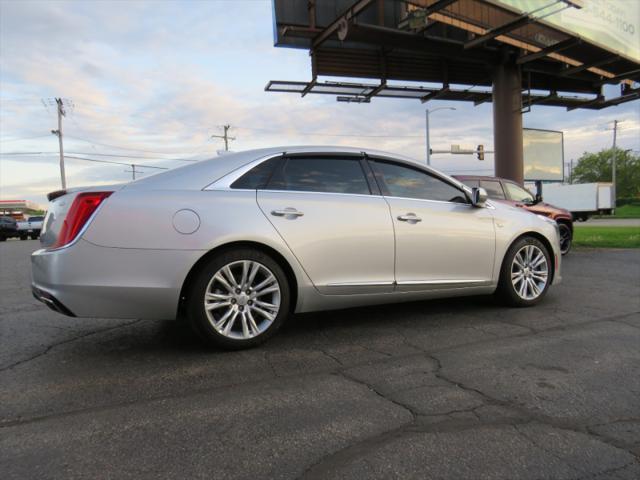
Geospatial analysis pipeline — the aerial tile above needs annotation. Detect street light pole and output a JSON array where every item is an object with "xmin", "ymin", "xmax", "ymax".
[
  {"xmin": 425, "ymin": 107, "xmax": 456, "ymax": 166},
  {"xmin": 612, "ymin": 120, "xmax": 618, "ymax": 213}
]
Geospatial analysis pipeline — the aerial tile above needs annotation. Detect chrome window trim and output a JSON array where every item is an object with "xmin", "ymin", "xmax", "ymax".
[
  {"xmin": 257, "ymin": 189, "xmax": 377, "ymax": 199},
  {"xmin": 381, "ymin": 194, "xmax": 475, "ymax": 207}
]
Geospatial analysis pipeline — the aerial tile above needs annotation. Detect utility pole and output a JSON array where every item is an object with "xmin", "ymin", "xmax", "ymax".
[
  {"xmin": 125, "ymin": 164, "xmax": 137, "ymax": 180},
  {"xmin": 612, "ymin": 120, "xmax": 618, "ymax": 212},
  {"xmin": 51, "ymin": 98, "xmax": 67, "ymax": 189},
  {"xmin": 211, "ymin": 125, "xmax": 235, "ymax": 151}
]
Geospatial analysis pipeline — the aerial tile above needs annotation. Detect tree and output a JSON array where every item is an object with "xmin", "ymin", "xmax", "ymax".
[{"xmin": 571, "ymin": 148, "xmax": 640, "ymax": 199}]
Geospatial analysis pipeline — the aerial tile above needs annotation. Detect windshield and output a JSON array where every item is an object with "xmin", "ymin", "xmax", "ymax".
[{"xmin": 504, "ymin": 182, "xmax": 535, "ymax": 203}]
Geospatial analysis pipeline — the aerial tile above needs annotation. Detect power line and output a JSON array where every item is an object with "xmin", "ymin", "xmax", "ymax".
[
  {"xmin": 0, "ymin": 134, "xmax": 53, "ymax": 144},
  {"xmin": 65, "ymin": 135, "xmax": 212, "ymax": 155},
  {"xmin": 64, "ymin": 155, "xmax": 168, "ymax": 170},
  {"xmin": 0, "ymin": 151, "xmax": 200, "ymax": 161}
]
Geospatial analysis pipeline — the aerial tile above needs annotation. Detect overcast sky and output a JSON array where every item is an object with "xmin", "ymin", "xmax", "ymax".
[{"xmin": 1, "ymin": 0, "xmax": 639, "ymax": 207}]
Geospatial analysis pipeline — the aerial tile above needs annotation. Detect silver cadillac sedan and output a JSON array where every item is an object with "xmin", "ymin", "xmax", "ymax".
[{"xmin": 32, "ymin": 146, "xmax": 561, "ymax": 349}]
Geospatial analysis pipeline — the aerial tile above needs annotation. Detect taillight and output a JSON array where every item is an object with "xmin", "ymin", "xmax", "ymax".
[{"xmin": 52, "ymin": 192, "xmax": 113, "ymax": 249}]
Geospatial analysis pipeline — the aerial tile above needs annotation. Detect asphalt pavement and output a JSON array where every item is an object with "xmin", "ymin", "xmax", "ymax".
[{"xmin": 1, "ymin": 239, "xmax": 639, "ymax": 479}]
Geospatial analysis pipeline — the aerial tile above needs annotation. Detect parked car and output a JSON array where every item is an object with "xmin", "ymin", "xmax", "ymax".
[
  {"xmin": 17, "ymin": 215, "xmax": 44, "ymax": 240},
  {"xmin": 0, "ymin": 216, "xmax": 19, "ymax": 241},
  {"xmin": 454, "ymin": 175, "xmax": 573, "ymax": 255},
  {"xmin": 32, "ymin": 147, "xmax": 562, "ymax": 349}
]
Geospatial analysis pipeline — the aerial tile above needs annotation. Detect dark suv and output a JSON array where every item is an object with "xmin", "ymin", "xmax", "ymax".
[
  {"xmin": 454, "ymin": 175, "xmax": 573, "ymax": 255},
  {"xmin": 0, "ymin": 216, "xmax": 19, "ymax": 241}
]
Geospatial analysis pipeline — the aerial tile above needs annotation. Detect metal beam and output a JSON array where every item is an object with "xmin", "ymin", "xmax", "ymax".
[
  {"xmin": 366, "ymin": 81, "xmax": 387, "ymax": 99},
  {"xmin": 559, "ymin": 56, "xmax": 618, "ymax": 76},
  {"xmin": 300, "ymin": 78, "xmax": 317, "ymax": 97},
  {"xmin": 516, "ymin": 38, "xmax": 581, "ymax": 64},
  {"xmin": 312, "ymin": 0, "xmax": 375, "ymax": 49},
  {"xmin": 420, "ymin": 86, "xmax": 450, "ymax": 103},
  {"xmin": 422, "ymin": 0, "xmax": 458, "ymax": 16},
  {"xmin": 464, "ymin": 15, "xmax": 532, "ymax": 50},
  {"xmin": 594, "ymin": 68, "xmax": 640, "ymax": 86},
  {"xmin": 566, "ymin": 95, "xmax": 603, "ymax": 111},
  {"xmin": 525, "ymin": 91, "xmax": 558, "ymax": 106},
  {"xmin": 473, "ymin": 94, "xmax": 492, "ymax": 106}
]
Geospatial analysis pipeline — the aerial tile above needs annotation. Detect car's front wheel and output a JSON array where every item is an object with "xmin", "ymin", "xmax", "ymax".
[
  {"xmin": 186, "ymin": 248, "xmax": 291, "ymax": 349},
  {"xmin": 558, "ymin": 222, "xmax": 572, "ymax": 255},
  {"xmin": 497, "ymin": 236, "xmax": 552, "ymax": 307}
]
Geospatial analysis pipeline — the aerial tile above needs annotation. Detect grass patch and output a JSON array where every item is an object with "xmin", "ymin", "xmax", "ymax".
[
  {"xmin": 613, "ymin": 204, "xmax": 640, "ymax": 218},
  {"xmin": 573, "ymin": 226, "xmax": 640, "ymax": 249}
]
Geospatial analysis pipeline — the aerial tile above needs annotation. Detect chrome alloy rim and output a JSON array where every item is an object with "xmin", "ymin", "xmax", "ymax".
[
  {"xmin": 204, "ymin": 260, "xmax": 281, "ymax": 339},
  {"xmin": 511, "ymin": 245, "xmax": 549, "ymax": 300},
  {"xmin": 559, "ymin": 224, "xmax": 571, "ymax": 254}
]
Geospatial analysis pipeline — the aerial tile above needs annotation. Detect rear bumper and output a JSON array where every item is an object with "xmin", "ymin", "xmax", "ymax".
[{"xmin": 31, "ymin": 240, "xmax": 205, "ymax": 320}]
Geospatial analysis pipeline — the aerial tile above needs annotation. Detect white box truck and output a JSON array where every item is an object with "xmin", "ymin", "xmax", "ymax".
[{"xmin": 539, "ymin": 183, "xmax": 614, "ymax": 221}]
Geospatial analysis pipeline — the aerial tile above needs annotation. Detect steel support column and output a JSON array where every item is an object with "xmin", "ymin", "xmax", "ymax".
[{"xmin": 493, "ymin": 62, "xmax": 523, "ymax": 184}]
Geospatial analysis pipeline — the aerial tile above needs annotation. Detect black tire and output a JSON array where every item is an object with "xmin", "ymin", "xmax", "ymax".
[
  {"xmin": 30, "ymin": 234, "xmax": 39, "ymax": 240},
  {"xmin": 185, "ymin": 248, "xmax": 291, "ymax": 350},
  {"xmin": 558, "ymin": 222, "xmax": 572, "ymax": 255},
  {"xmin": 0, "ymin": 236, "xmax": 6, "ymax": 242},
  {"xmin": 19, "ymin": 235, "xmax": 27, "ymax": 241},
  {"xmin": 496, "ymin": 236, "xmax": 552, "ymax": 307}
]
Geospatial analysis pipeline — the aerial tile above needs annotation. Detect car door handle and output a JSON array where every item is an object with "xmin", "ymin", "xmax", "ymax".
[
  {"xmin": 271, "ymin": 208, "xmax": 304, "ymax": 218},
  {"xmin": 397, "ymin": 213, "xmax": 422, "ymax": 223}
]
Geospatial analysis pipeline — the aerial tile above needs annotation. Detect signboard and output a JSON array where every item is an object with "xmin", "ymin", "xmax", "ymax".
[
  {"xmin": 495, "ymin": 0, "xmax": 640, "ymax": 62},
  {"xmin": 523, "ymin": 128, "xmax": 564, "ymax": 181}
]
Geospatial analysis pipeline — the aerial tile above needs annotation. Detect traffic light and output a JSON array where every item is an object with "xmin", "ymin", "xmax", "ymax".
[{"xmin": 477, "ymin": 144, "xmax": 485, "ymax": 161}]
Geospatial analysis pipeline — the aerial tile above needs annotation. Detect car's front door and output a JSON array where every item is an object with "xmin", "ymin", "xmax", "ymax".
[
  {"xmin": 256, "ymin": 155, "xmax": 395, "ymax": 294},
  {"xmin": 370, "ymin": 159, "xmax": 496, "ymax": 291}
]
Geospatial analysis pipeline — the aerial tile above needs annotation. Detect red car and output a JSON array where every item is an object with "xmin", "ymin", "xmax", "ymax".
[{"xmin": 454, "ymin": 175, "xmax": 573, "ymax": 255}]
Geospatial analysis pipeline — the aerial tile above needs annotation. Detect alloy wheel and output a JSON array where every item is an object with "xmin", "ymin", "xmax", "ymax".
[
  {"xmin": 558, "ymin": 224, "xmax": 571, "ymax": 255},
  {"xmin": 511, "ymin": 245, "xmax": 549, "ymax": 301},
  {"xmin": 204, "ymin": 260, "xmax": 281, "ymax": 340}
]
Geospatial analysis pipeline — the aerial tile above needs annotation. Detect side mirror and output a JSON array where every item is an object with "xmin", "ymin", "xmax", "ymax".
[{"xmin": 471, "ymin": 187, "xmax": 488, "ymax": 207}]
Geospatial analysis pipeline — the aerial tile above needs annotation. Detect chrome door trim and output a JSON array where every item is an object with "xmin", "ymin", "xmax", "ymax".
[
  {"xmin": 396, "ymin": 279, "xmax": 490, "ymax": 286},
  {"xmin": 326, "ymin": 281, "xmax": 395, "ymax": 287}
]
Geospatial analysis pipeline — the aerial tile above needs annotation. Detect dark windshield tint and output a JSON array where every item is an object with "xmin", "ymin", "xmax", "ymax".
[
  {"xmin": 373, "ymin": 161, "xmax": 467, "ymax": 203},
  {"xmin": 266, "ymin": 157, "xmax": 370, "ymax": 195}
]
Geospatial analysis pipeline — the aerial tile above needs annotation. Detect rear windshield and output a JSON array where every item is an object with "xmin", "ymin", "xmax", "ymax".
[{"xmin": 28, "ymin": 216, "xmax": 44, "ymax": 221}]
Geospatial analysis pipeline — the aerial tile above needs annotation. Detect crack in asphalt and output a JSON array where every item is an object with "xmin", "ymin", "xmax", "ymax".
[{"xmin": 0, "ymin": 319, "xmax": 145, "ymax": 373}]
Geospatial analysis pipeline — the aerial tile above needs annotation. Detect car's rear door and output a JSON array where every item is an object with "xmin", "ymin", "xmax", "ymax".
[
  {"xmin": 256, "ymin": 154, "xmax": 395, "ymax": 294},
  {"xmin": 370, "ymin": 158, "xmax": 496, "ymax": 291}
]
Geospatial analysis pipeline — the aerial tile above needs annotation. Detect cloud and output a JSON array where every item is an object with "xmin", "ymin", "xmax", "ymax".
[{"xmin": 1, "ymin": 0, "xmax": 639, "ymax": 207}]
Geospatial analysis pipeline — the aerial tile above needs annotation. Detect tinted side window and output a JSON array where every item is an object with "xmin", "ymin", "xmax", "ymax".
[
  {"xmin": 266, "ymin": 157, "xmax": 370, "ymax": 195},
  {"xmin": 480, "ymin": 180, "xmax": 506, "ymax": 200},
  {"xmin": 231, "ymin": 157, "xmax": 281, "ymax": 189},
  {"xmin": 373, "ymin": 161, "xmax": 467, "ymax": 203}
]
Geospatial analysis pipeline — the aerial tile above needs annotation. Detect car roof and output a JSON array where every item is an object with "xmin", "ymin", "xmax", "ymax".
[{"xmin": 127, "ymin": 146, "xmax": 469, "ymax": 192}]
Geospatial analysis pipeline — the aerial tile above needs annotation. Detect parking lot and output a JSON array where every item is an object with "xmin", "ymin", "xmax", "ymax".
[{"xmin": 1, "ymin": 239, "xmax": 639, "ymax": 479}]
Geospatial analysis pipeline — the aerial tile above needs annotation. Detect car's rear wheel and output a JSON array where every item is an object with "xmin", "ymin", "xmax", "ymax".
[
  {"xmin": 497, "ymin": 236, "xmax": 551, "ymax": 307},
  {"xmin": 558, "ymin": 222, "xmax": 572, "ymax": 255},
  {"xmin": 186, "ymin": 248, "xmax": 291, "ymax": 349}
]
